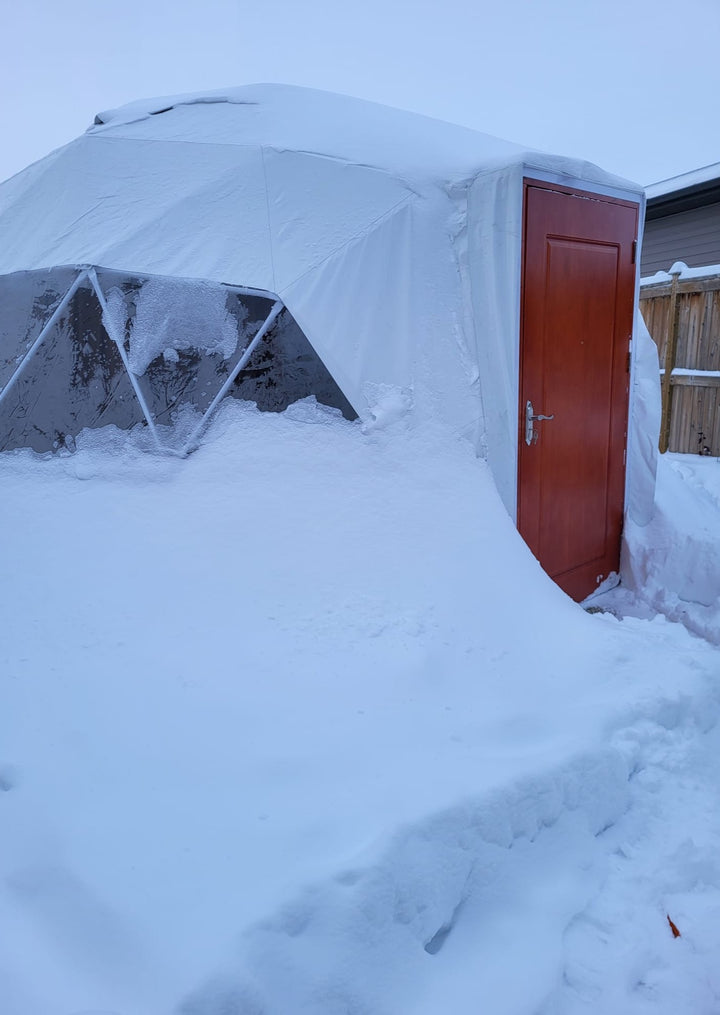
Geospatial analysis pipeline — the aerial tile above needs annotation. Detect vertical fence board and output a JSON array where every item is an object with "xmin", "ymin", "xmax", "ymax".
[
  {"xmin": 675, "ymin": 293, "xmax": 691, "ymax": 366},
  {"xmin": 688, "ymin": 295, "xmax": 702, "ymax": 368},
  {"xmin": 708, "ymin": 292, "xmax": 720, "ymax": 370},
  {"xmin": 659, "ymin": 272, "xmax": 682, "ymax": 453},
  {"xmin": 698, "ymin": 291, "xmax": 714, "ymax": 367},
  {"xmin": 708, "ymin": 393, "xmax": 717, "ymax": 455},
  {"xmin": 693, "ymin": 386, "xmax": 708, "ymax": 454}
]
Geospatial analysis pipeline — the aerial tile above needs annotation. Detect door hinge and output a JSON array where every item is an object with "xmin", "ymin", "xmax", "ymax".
[{"xmin": 631, "ymin": 239, "xmax": 637, "ymax": 264}]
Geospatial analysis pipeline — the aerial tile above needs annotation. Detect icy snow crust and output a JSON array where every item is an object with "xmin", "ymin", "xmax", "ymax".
[{"xmin": 1, "ymin": 403, "xmax": 719, "ymax": 1014}]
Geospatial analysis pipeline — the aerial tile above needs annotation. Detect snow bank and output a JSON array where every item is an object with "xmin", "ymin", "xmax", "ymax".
[
  {"xmin": 626, "ymin": 315, "xmax": 661, "ymax": 527},
  {"xmin": 620, "ymin": 453, "xmax": 720, "ymax": 643},
  {"xmin": 1, "ymin": 404, "xmax": 718, "ymax": 1014}
]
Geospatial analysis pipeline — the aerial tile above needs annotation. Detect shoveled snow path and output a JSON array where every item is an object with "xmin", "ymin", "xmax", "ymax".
[{"xmin": 1, "ymin": 401, "xmax": 719, "ymax": 1014}]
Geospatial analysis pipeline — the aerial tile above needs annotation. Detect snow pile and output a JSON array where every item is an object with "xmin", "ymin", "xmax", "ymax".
[
  {"xmin": 1, "ymin": 403, "xmax": 719, "ymax": 1014},
  {"xmin": 618, "ymin": 453, "xmax": 720, "ymax": 644},
  {"xmin": 626, "ymin": 315, "xmax": 661, "ymax": 527}
]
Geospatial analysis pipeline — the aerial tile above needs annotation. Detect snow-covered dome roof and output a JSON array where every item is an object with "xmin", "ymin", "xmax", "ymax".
[
  {"xmin": 88, "ymin": 83, "xmax": 535, "ymax": 187},
  {"xmin": 0, "ymin": 84, "xmax": 645, "ymax": 516},
  {"xmin": 0, "ymin": 83, "xmax": 638, "ymax": 290}
]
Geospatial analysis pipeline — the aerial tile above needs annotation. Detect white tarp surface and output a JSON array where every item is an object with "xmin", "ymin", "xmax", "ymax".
[{"xmin": 0, "ymin": 84, "xmax": 653, "ymax": 522}]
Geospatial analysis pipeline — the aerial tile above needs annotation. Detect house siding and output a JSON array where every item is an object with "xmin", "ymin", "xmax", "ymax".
[{"xmin": 641, "ymin": 201, "xmax": 720, "ymax": 275}]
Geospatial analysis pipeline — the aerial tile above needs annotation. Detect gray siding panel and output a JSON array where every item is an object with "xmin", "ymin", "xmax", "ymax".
[{"xmin": 641, "ymin": 202, "xmax": 720, "ymax": 275}]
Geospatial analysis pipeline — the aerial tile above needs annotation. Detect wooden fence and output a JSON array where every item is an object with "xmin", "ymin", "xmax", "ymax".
[{"xmin": 639, "ymin": 267, "xmax": 720, "ymax": 455}]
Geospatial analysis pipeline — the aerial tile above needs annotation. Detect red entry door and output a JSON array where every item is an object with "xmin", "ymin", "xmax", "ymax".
[{"xmin": 518, "ymin": 180, "xmax": 638, "ymax": 602}]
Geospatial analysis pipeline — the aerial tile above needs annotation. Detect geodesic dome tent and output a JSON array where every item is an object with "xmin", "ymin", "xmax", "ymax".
[{"xmin": 0, "ymin": 84, "xmax": 658, "ymax": 598}]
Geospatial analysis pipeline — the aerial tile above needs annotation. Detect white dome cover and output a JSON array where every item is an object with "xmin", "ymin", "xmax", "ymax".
[{"xmin": 0, "ymin": 84, "xmax": 650, "ymax": 518}]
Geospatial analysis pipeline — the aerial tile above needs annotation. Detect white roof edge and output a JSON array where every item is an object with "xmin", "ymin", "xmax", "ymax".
[{"xmin": 646, "ymin": 161, "xmax": 720, "ymax": 199}]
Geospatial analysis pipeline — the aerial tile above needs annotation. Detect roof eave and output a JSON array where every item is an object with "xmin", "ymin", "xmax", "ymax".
[{"xmin": 646, "ymin": 179, "xmax": 720, "ymax": 220}]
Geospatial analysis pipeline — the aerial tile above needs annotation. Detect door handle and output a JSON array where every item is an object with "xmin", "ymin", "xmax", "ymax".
[{"xmin": 525, "ymin": 400, "xmax": 555, "ymax": 445}]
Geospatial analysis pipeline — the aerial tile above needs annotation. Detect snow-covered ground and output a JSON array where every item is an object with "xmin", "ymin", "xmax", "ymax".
[
  {"xmin": 607, "ymin": 453, "xmax": 720, "ymax": 645},
  {"xmin": 1, "ymin": 401, "xmax": 719, "ymax": 1015}
]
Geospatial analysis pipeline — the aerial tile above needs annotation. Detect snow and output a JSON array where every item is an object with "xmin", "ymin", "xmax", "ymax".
[
  {"xmin": 87, "ymin": 84, "xmax": 638, "ymax": 193},
  {"xmin": 608, "ymin": 452, "xmax": 720, "ymax": 645},
  {"xmin": 2, "ymin": 402, "xmax": 719, "ymax": 1014},
  {"xmin": 660, "ymin": 368, "xmax": 720, "ymax": 378},
  {"xmin": 0, "ymin": 86, "xmax": 705, "ymax": 1011},
  {"xmin": 641, "ymin": 261, "xmax": 720, "ymax": 285},
  {"xmin": 105, "ymin": 277, "xmax": 245, "ymax": 377}
]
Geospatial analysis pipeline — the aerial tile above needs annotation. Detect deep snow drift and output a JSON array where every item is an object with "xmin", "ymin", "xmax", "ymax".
[
  {"xmin": 608, "ymin": 453, "xmax": 720, "ymax": 645},
  {"xmin": 1, "ymin": 402, "xmax": 719, "ymax": 1015}
]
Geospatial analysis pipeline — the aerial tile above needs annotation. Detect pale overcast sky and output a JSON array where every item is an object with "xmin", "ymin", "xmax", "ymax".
[{"xmin": 2, "ymin": 0, "xmax": 719, "ymax": 187}]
